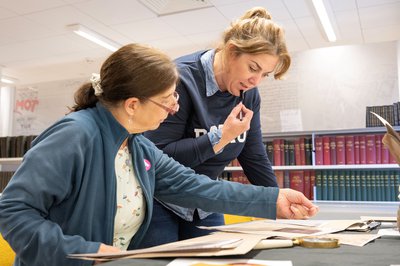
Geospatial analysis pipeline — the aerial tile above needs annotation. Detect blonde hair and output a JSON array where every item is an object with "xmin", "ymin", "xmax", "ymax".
[{"xmin": 218, "ymin": 7, "xmax": 291, "ymax": 79}]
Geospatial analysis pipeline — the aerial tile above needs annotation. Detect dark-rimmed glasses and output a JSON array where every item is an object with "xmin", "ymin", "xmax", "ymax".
[{"xmin": 145, "ymin": 91, "xmax": 180, "ymax": 115}]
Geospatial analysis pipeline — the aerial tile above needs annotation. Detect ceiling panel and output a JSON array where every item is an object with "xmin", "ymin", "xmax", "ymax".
[
  {"xmin": 112, "ymin": 18, "xmax": 180, "ymax": 43},
  {"xmin": 0, "ymin": 0, "xmax": 66, "ymax": 15},
  {"xmin": 358, "ymin": 2, "xmax": 400, "ymax": 28},
  {"xmin": 73, "ymin": 0, "xmax": 156, "ymax": 25},
  {"xmin": 0, "ymin": 16, "xmax": 54, "ymax": 45},
  {"xmin": 160, "ymin": 7, "xmax": 229, "ymax": 35},
  {"xmin": 356, "ymin": 0, "xmax": 400, "ymax": 8}
]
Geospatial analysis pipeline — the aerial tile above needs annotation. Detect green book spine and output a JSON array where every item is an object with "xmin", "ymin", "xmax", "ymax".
[
  {"xmin": 345, "ymin": 170, "xmax": 351, "ymax": 201},
  {"xmin": 354, "ymin": 170, "xmax": 361, "ymax": 201},
  {"xmin": 315, "ymin": 170, "xmax": 322, "ymax": 200},
  {"xmin": 327, "ymin": 170, "xmax": 334, "ymax": 200},
  {"xmin": 339, "ymin": 170, "xmax": 346, "ymax": 201},
  {"xmin": 371, "ymin": 171, "xmax": 377, "ymax": 201},
  {"xmin": 322, "ymin": 171, "xmax": 328, "ymax": 200},
  {"xmin": 376, "ymin": 171, "xmax": 382, "ymax": 201},
  {"xmin": 288, "ymin": 140, "xmax": 295, "ymax": 166},
  {"xmin": 384, "ymin": 170, "xmax": 391, "ymax": 201},
  {"xmin": 360, "ymin": 170, "xmax": 367, "ymax": 201},
  {"xmin": 390, "ymin": 171, "xmax": 397, "ymax": 201},
  {"xmin": 333, "ymin": 170, "xmax": 339, "ymax": 200}
]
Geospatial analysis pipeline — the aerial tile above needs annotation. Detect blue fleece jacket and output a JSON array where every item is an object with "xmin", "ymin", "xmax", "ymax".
[
  {"xmin": 145, "ymin": 50, "xmax": 277, "ymax": 220},
  {"xmin": 0, "ymin": 103, "xmax": 279, "ymax": 266}
]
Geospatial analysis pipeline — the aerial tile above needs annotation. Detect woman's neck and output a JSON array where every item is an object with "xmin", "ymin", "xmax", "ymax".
[{"xmin": 213, "ymin": 50, "xmax": 226, "ymax": 92}]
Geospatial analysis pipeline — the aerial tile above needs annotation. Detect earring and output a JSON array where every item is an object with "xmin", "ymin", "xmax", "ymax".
[{"xmin": 128, "ymin": 116, "xmax": 133, "ymax": 125}]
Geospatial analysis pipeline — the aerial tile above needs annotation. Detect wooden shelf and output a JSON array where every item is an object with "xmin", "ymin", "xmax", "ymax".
[{"xmin": 0, "ymin": 157, "xmax": 23, "ymax": 171}]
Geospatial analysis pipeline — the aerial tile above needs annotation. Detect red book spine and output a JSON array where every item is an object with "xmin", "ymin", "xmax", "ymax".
[
  {"xmin": 322, "ymin": 136, "xmax": 331, "ymax": 165},
  {"xmin": 389, "ymin": 152, "xmax": 397, "ymax": 164},
  {"xmin": 375, "ymin": 134, "xmax": 382, "ymax": 164},
  {"xmin": 345, "ymin": 135, "xmax": 355, "ymax": 165},
  {"xmin": 303, "ymin": 170, "xmax": 311, "ymax": 199},
  {"xmin": 359, "ymin": 135, "xmax": 367, "ymax": 164},
  {"xmin": 354, "ymin": 135, "xmax": 360, "ymax": 164},
  {"xmin": 330, "ymin": 136, "xmax": 337, "ymax": 165},
  {"xmin": 365, "ymin": 134, "xmax": 376, "ymax": 164},
  {"xmin": 381, "ymin": 140, "xmax": 390, "ymax": 164},
  {"xmin": 314, "ymin": 136, "xmax": 323, "ymax": 165},
  {"xmin": 273, "ymin": 139, "xmax": 282, "ymax": 166},
  {"xmin": 289, "ymin": 170, "xmax": 305, "ymax": 194},
  {"xmin": 335, "ymin": 135, "xmax": 345, "ymax": 165},
  {"xmin": 274, "ymin": 170, "xmax": 284, "ymax": 188}
]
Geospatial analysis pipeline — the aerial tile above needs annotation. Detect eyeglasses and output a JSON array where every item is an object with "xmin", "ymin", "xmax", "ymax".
[{"xmin": 145, "ymin": 91, "xmax": 180, "ymax": 115}]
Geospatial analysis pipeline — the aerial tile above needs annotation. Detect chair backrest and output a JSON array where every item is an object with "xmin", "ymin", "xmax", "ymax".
[{"xmin": 0, "ymin": 234, "xmax": 15, "ymax": 266}]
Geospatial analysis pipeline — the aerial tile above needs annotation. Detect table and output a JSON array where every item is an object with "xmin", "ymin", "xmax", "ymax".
[{"xmin": 103, "ymin": 235, "xmax": 400, "ymax": 266}]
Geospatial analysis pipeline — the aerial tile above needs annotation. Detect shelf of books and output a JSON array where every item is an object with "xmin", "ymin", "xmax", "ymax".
[
  {"xmin": 221, "ymin": 127, "xmax": 400, "ymax": 204},
  {"xmin": 0, "ymin": 135, "xmax": 37, "ymax": 193}
]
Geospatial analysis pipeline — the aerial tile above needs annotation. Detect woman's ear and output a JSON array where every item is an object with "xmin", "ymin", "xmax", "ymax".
[{"xmin": 124, "ymin": 97, "xmax": 140, "ymax": 116}]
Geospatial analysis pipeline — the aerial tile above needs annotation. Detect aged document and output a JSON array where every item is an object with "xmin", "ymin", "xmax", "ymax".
[{"xmin": 69, "ymin": 232, "xmax": 265, "ymax": 262}]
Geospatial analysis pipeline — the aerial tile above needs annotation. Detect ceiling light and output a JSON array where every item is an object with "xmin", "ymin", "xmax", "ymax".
[
  {"xmin": 1, "ymin": 77, "xmax": 16, "ymax": 84},
  {"xmin": 68, "ymin": 24, "xmax": 121, "ymax": 52},
  {"xmin": 311, "ymin": 0, "xmax": 337, "ymax": 42},
  {"xmin": 139, "ymin": 0, "xmax": 213, "ymax": 16}
]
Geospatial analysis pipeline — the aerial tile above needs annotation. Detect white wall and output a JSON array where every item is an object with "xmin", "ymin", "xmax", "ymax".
[
  {"xmin": 260, "ymin": 41, "xmax": 399, "ymax": 133},
  {"xmin": 13, "ymin": 78, "xmax": 84, "ymax": 136}
]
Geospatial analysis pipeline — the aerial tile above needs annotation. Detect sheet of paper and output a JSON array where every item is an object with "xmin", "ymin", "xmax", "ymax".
[
  {"xmin": 378, "ymin": 228, "xmax": 400, "ymax": 237},
  {"xmin": 319, "ymin": 233, "xmax": 380, "ymax": 247},
  {"xmin": 167, "ymin": 258, "xmax": 293, "ymax": 266},
  {"xmin": 360, "ymin": 216, "xmax": 397, "ymax": 222},
  {"xmin": 200, "ymin": 219, "xmax": 368, "ymax": 237},
  {"xmin": 69, "ymin": 232, "xmax": 266, "ymax": 261}
]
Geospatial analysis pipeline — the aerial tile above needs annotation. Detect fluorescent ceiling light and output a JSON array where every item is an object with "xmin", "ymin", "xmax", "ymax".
[
  {"xmin": 1, "ymin": 77, "xmax": 16, "ymax": 84},
  {"xmin": 68, "ymin": 24, "xmax": 121, "ymax": 52},
  {"xmin": 311, "ymin": 0, "xmax": 337, "ymax": 42}
]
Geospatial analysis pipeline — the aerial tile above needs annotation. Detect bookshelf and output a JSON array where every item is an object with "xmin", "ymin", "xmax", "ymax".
[
  {"xmin": 0, "ymin": 158, "xmax": 22, "ymax": 172},
  {"xmin": 222, "ymin": 126, "xmax": 400, "ymax": 204}
]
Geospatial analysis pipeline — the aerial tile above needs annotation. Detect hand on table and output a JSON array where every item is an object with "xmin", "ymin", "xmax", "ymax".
[{"xmin": 276, "ymin": 188, "xmax": 319, "ymax": 219}]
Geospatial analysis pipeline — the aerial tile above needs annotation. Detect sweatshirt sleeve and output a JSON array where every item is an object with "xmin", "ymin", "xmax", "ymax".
[
  {"xmin": 238, "ymin": 92, "xmax": 278, "ymax": 187},
  {"xmin": 152, "ymin": 147, "xmax": 279, "ymax": 219},
  {"xmin": 144, "ymin": 73, "xmax": 216, "ymax": 168},
  {"xmin": 0, "ymin": 121, "xmax": 100, "ymax": 266}
]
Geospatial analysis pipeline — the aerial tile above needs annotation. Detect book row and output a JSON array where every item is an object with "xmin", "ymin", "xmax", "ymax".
[
  {"xmin": 0, "ymin": 172, "xmax": 13, "ymax": 193},
  {"xmin": 219, "ymin": 170, "xmax": 315, "ymax": 201},
  {"xmin": 366, "ymin": 102, "xmax": 400, "ymax": 127},
  {"xmin": 221, "ymin": 169, "xmax": 400, "ymax": 202},
  {"xmin": 265, "ymin": 137, "xmax": 313, "ymax": 166},
  {"xmin": 0, "ymin": 135, "xmax": 37, "ymax": 158},
  {"xmin": 315, "ymin": 134, "xmax": 397, "ymax": 165},
  {"xmin": 315, "ymin": 169, "xmax": 399, "ymax": 202}
]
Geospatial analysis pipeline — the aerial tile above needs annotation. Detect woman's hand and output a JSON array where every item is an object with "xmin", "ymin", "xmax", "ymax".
[
  {"xmin": 213, "ymin": 103, "xmax": 253, "ymax": 153},
  {"xmin": 276, "ymin": 188, "xmax": 319, "ymax": 219},
  {"xmin": 94, "ymin": 244, "xmax": 121, "ymax": 264}
]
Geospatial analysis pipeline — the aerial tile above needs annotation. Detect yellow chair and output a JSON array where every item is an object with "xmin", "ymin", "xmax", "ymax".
[
  {"xmin": 224, "ymin": 214, "xmax": 262, "ymax": 224},
  {"xmin": 0, "ymin": 234, "xmax": 15, "ymax": 266}
]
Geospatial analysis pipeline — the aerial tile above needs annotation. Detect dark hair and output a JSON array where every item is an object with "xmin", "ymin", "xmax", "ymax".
[
  {"xmin": 218, "ymin": 7, "xmax": 291, "ymax": 79},
  {"xmin": 70, "ymin": 43, "xmax": 178, "ymax": 112}
]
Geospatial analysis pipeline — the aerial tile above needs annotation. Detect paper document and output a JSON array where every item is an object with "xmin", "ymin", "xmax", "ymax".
[
  {"xmin": 167, "ymin": 258, "xmax": 293, "ymax": 266},
  {"xmin": 69, "ymin": 232, "xmax": 265, "ymax": 261},
  {"xmin": 370, "ymin": 111, "xmax": 400, "ymax": 165}
]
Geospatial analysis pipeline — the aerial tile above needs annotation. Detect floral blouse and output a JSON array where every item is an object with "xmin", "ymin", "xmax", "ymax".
[{"xmin": 113, "ymin": 145, "xmax": 146, "ymax": 250}]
